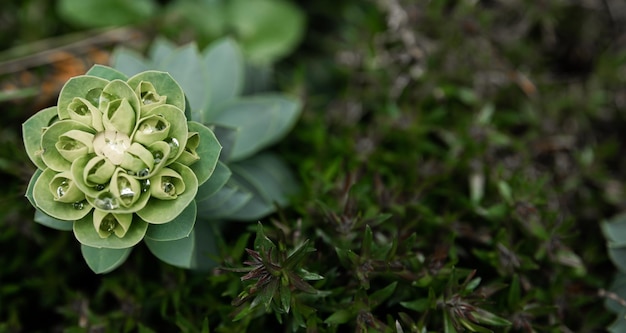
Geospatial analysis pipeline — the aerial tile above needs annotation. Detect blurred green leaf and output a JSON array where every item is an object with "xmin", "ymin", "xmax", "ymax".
[
  {"xmin": 145, "ymin": 200, "xmax": 196, "ymax": 241},
  {"xmin": 57, "ymin": 0, "xmax": 157, "ymax": 27},
  {"xmin": 203, "ymin": 37, "xmax": 245, "ymax": 111}
]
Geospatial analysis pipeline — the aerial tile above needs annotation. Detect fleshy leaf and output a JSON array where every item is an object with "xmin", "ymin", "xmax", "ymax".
[
  {"xmin": 196, "ymin": 161, "xmax": 231, "ymax": 202},
  {"xmin": 81, "ymin": 244, "xmax": 132, "ymax": 274},
  {"xmin": 133, "ymin": 114, "xmax": 171, "ymax": 145},
  {"xmin": 127, "ymin": 71, "xmax": 186, "ymax": 112},
  {"xmin": 33, "ymin": 168, "xmax": 93, "ymax": 221},
  {"xmin": 148, "ymin": 37, "xmax": 177, "ymax": 67},
  {"xmin": 23, "ymin": 106, "xmax": 59, "ymax": 170},
  {"xmin": 41, "ymin": 120, "xmax": 94, "ymax": 172},
  {"xmin": 196, "ymin": 180, "xmax": 252, "ymax": 219},
  {"xmin": 141, "ymin": 104, "xmax": 189, "ymax": 163},
  {"xmin": 212, "ymin": 95, "xmax": 301, "ymax": 161},
  {"xmin": 86, "ymin": 64, "xmax": 129, "ymax": 81},
  {"xmin": 110, "ymin": 47, "xmax": 151, "ymax": 77},
  {"xmin": 145, "ymin": 200, "xmax": 196, "ymax": 241},
  {"xmin": 58, "ymin": 75, "xmax": 109, "ymax": 119},
  {"xmin": 186, "ymin": 121, "xmax": 221, "ymax": 185},
  {"xmin": 210, "ymin": 124, "xmax": 238, "ymax": 162},
  {"xmin": 34, "ymin": 209, "xmax": 74, "ymax": 231},
  {"xmin": 158, "ymin": 43, "xmax": 209, "ymax": 113},
  {"xmin": 144, "ymin": 219, "xmax": 218, "ymax": 270},
  {"xmin": 74, "ymin": 213, "xmax": 148, "ymax": 249},
  {"xmin": 202, "ymin": 37, "xmax": 244, "ymax": 113},
  {"xmin": 136, "ymin": 163, "xmax": 198, "ymax": 224}
]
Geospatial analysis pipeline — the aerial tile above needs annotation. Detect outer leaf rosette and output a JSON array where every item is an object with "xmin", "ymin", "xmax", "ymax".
[{"xmin": 23, "ymin": 67, "xmax": 222, "ymax": 273}]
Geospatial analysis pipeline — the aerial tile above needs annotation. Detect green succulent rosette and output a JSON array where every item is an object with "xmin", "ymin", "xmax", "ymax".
[{"xmin": 23, "ymin": 66, "xmax": 221, "ymax": 273}]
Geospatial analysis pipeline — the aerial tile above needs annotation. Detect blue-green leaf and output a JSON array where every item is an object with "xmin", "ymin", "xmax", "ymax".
[
  {"xmin": 86, "ymin": 65, "xmax": 128, "ymax": 81},
  {"xmin": 34, "ymin": 209, "xmax": 74, "ymax": 231},
  {"xmin": 187, "ymin": 121, "xmax": 221, "ymax": 185},
  {"xmin": 196, "ymin": 161, "xmax": 231, "ymax": 202},
  {"xmin": 145, "ymin": 200, "xmax": 196, "ymax": 241},
  {"xmin": 22, "ymin": 107, "xmax": 58, "ymax": 170},
  {"xmin": 57, "ymin": 0, "xmax": 156, "ymax": 28},
  {"xmin": 159, "ymin": 43, "xmax": 210, "ymax": 113},
  {"xmin": 81, "ymin": 245, "xmax": 132, "ymax": 274},
  {"xmin": 202, "ymin": 37, "xmax": 244, "ymax": 112},
  {"xmin": 111, "ymin": 47, "xmax": 151, "ymax": 77}
]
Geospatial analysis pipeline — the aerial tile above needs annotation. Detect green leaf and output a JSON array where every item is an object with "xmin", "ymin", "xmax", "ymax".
[
  {"xmin": 225, "ymin": 152, "xmax": 299, "ymax": 221},
  {"xmin": 196, "ymin": 180, "xmax": 252, "ymax": 219},
  {"xmin": 471, "ymin": 308, "xmax": 511, "ymax": 326},
  {"xmin": 202, "ymin": 37, "xmax": 244, "ymax": 112},
  {"xmin": 57, "ymin": 0, "xmax": 156, "ymax": 28},
  {"xmin": 33, "ymin": 168, "xmax": 93, "ymax": 221},
  {"xmin": 186, "ymin": 121, "xmax": 221, "ymax": 185},
  {"xmin": 111, "ymin": 47, "xmax": 151, "ymax": 77},
  {"xmin": 443, "ymin": 311, "xmax": 459, "ymax": 333},
  {"xmin": 86, "ymin": 64, "xmax": 128, "ymax": 81},
  {"xmin": 227, "ymin": 0, "xmax": 305, "ymax": 63},
  {"xmin": 74, "ymin": 214, "xmax": 148, "ymax": 249},
  {"xmin": 212, "ymin": 95, "xmax": 301, "ymax": 161},
  {"xmin": 603, "ymin": 214, "xmax": 626, "ymax": 247},
  {"xmin": 144, "ymin": 219, "xmax": 218, "ymax": 270},
  {"xmin": 253, "ymin": 222, "xmax": 276, "ymax": 253},
  {"xmin": 57, "ymin": 75, "xmax": 109, "ymax": 120},
  {"xmin": 400, "ymin": 298, "xmax": 430, "ymax": 312},
  {"xmin": 81, "ymin": 245, "xmax": 132, "ymax": 274},
  {"xmin": 196, "ymin": 161, "xmax": 231, "ymax": 202},
  {"xmin": 41, "ymin": 120, "xmax": 95, "ymax": 172},
  {"xmin": 369, "ymin": 281, "xmax": 398, "ymax": 309},
  {"xmin": 127, "ymin": 71, "xmax": 186, "ymax": 112},
  {"xmin": 145, "ymin": 200, "xmax": 196, "ymax": 241},
  {"xmin": 210, "ymin": 125, "xmax": 238, "ymax": 162},
  {"xmin": 324, "ymin": 309, "xmax": 353, "ymax": 325},
  {"xmin": 159, "ymin": 43, "xmax": 210, "ymax": 113},
  {"xmin": 34, "ymin": 209, "xmax": 74, "ymax": 231},
  {"xmin": 148, "ymin": 37, "xmax": 177, "ymax": 67},
  {"xmin": 137, "ymin": 163, "xmax": 198, "ymax": 224},
  {"xmin": 22, "ymin": 106, "xmax": 58, "ymax": 170}
]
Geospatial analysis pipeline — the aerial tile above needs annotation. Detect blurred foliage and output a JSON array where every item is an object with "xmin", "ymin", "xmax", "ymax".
[{"xmin": 1, "ymin": 0, "xmax": 626, "ymax": 332}]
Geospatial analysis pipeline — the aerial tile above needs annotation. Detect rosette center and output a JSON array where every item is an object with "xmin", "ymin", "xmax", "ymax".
[{"xmin": 93, "ymin": 131, "xmax": 131, "ymax": 165}]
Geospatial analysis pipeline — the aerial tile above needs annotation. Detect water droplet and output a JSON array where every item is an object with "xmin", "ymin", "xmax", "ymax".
[
  {"xmin": 155, "ymin": 120, "xmax": 166, "ymax": 131},
  {"xmin": 94, "ymin": 184, "xmax": 105, "ymax": 191},
  {"xmin": 141, "ymin": 179, "xmax": 151, "ymax": 193},
  {"xmin": 162, "ymin": 177, "xmax": 175, "ymax": 194},
  {"xmin": 100, "ymin": 215, "xmax": 117, "ymax": 233},
  {"xmin": 152, "ymin": 150, "xmax": 164, "ymax": 164},
  {"xmin": 76, "ymin": 104, "xmax": 88, "ymax": 115},
  {"xmin": 139, "ymin": 122, "xmax": 155, "ymax": 134},
  {"xmin": 138, "ymin": 168, "xmax": 150, "ymax": 178},
  {"xmin": 119, "ymin": 187, "xmax": 135, "ymax": 205},
  {"xmin": 56, "ymin": 180, "xmax": 69, "ymax": 198},
  {"xmin": 166, "ymin": 138, "xmax": 179, "ymax": 156},
  {"xmin": 86, "ymin": 88, "xmax": 102, "ymax": 106},
  {"xmin": 99, "ymin": 92, "xmax": 116, "ymax": 108},
  {"xmin": 73, "ymin": 201, "xmax": 85, "ymax": 210},
  {"xmin": 94, "ymin": 192, "xmax": 119, "ymax": 210}
]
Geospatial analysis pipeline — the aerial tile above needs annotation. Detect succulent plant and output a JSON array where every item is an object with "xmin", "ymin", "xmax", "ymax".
[{"xmin": 23, "ymin": 66, "xmax": 222, "ymax": 273}]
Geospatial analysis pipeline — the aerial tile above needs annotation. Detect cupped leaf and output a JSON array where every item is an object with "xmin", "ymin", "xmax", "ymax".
[
  {"xmin": 23, "ymin": 106, "xmax": 58, "ymax": 170},
  {"xmin": 145, "ymin": 200, "xmax": 196, "ymax": 241},
  {"xmin": 86, "ymin": 188, "xmax": 150, "ymax": 214},
  {"xmin": 33, "ymin": 168, "xmax": 93, "ymax": 221},
  {"xmin": 110, "ymin": 169, "xmax": 142, "ymax": 208},
  {"xmin": 119, "ymin": 143, "xmax": 155, "ymax": 176},
  {"xmin": 74, "ymin": 213, "xmax": 148, "ymax": 249},
  {"xmin": 196, "ymin": 161, "xmax": 231, "ymax": 202},
  {"xmin": 127, "ymin": 71, "xmax": 186, "ymax": 112},
  {"xmin": 158, "ymin": 43, "xmax": 209, "ymax": 113},
  {"xmin": 202, "ymin": 37, "xmax": 244, "ymax": 113},
  {"xmin": 136, "ymin": 163, "xmax": 198, "ymax": 224},
  {"xmin": 58, "ymin": 75, "xmax": 109, "ymax": 119},
  {"xmin": 144, "ymin": 104, "xmax": 189, "ymax": 163},
  {"xmin": 41, "ymin": 120, "xmax": 94, "ymax": 172},
  {"xmin": 86, "ymin": 65, "xmax": 128, "ymax": 81},
  {"xmin": 34, "ymin": 209, "xmax": 74, "ymax": 231},
  {"xmin": 93, "ymin": 210, "xmax": 133, "ymax": 238},
  {"xmin": 49, "ymin": 170, "xmax": 85, "ymax": 203},
  {"xmin": 101, "ymin": 79, "xmax": 141, "ymax": 134},
  {"xmin": 133, "ymin": 114, "xmax": 171, "ymax": 146},
  {"xmin": 149, "ymin": 167, "xmax": 186, "ymax": 200},
  {"xmin": 67, "ymin": 97, "xmax": 103, "ymax": 131},
  {"xmin": 110, "ymin": 47, "xmax": 151, "ymax": 77},
  {"xmin": 55, "ymin": 129, "xmax": 95, "ymax": 162},
  {"xmin": 81, "ymin": 244, "xmax": 132, "ymax": 274},
  {"xmin": 71, "ymin": 155, "xmax": 113, "ymax": 196},
  {"xmin": 186, "ymin": 121, "xmax": 221, "ymax": 185}
]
